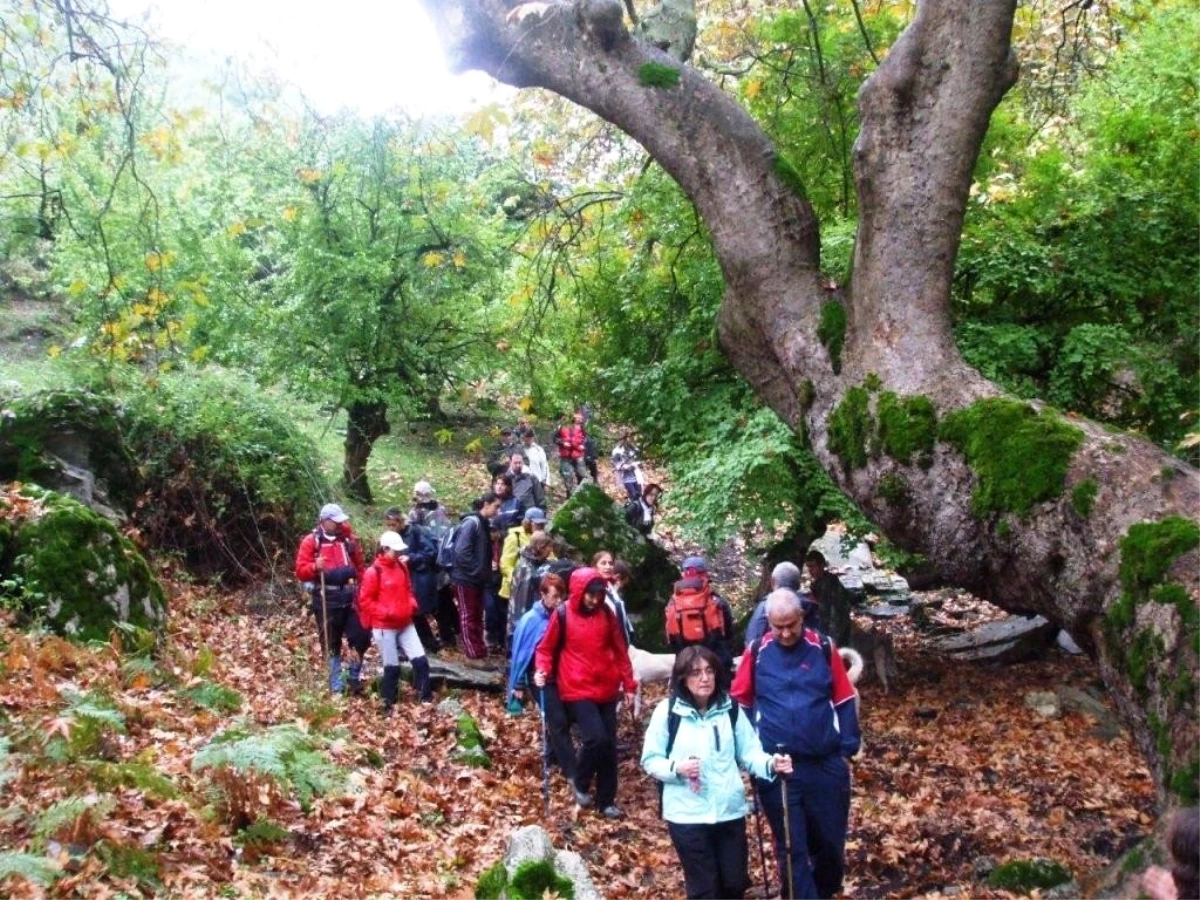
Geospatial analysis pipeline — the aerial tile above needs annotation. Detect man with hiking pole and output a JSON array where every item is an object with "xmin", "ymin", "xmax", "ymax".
[
  {"xmin": 730, "ymin": 589, "xmax": 860, "ymax": 900},
  {"xmin": 295, "ymin": 503, "xmax": 369, "ymax": 694}
]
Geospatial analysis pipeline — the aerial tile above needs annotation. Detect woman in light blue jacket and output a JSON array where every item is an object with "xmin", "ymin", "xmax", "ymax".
[{"xmin": 641, "ymin": 645, "xmax": 793, "ymax": 899}]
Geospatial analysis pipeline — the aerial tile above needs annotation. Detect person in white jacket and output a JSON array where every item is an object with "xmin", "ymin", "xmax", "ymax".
[
  {"xmin": 641, "ymin": 646, "xmax": 792, "ymax": 899},
  {"xmin": 521, "ymin": 430, "xmax": 551, "ymax": 495}
]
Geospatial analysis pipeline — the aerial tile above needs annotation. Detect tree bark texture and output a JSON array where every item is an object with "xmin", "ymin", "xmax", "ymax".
[
  {"xmin": 423, "ymin": 0, "xmax": 1200, "ymax": 805},
  {"xmin": 343, "ymin": 399, "xmax": 390, "ymax": 503}
]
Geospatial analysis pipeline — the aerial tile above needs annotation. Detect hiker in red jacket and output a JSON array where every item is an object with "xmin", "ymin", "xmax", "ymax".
[
  {"xmin": 534, "ymin": 566, "xmax": 637, "ymax": 819},
  {"xmin": 294, "ymin": 503, "xmax": 370, "ymax": 694},
  {"xmin": 554, "ymin": 410, "xmax": 588, "ymax": 494},
  {"xmin": 358, "ymin": 530, "xmax": 433, "ymax": 713}
]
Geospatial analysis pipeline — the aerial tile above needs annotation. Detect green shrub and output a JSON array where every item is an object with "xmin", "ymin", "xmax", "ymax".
[
  {"xmin": 475, "ymin": 861, "xmax": 508, "ymax": 899},
  {"xmin": 122, "ymin": 369, "xmax": 330, "ymax": 582}
]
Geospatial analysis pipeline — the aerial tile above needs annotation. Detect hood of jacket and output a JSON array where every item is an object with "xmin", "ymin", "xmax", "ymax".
[{"xmin": 567, "ymin": 566, "xmax": 601, "ymax": 613}]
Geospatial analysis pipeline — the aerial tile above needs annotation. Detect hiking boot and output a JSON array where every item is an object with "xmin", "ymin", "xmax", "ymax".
[
  {"xmin": 601, "ymin": 805, "xmax": 623, "ymax": 820},
  {"xmin": 572, "ymin": 782, "xmax": 593, "ymax": 808}
]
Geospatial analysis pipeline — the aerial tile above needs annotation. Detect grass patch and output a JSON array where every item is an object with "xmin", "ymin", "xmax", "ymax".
[{"xmin": 986, "ymin": 858, "xmax": 1070, "ymax": 891}]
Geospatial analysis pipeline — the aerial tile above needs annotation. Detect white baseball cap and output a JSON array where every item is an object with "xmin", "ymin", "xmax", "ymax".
[{"xmin": 378, "ymin": 530, "xmax": 407, "ymax": 552}]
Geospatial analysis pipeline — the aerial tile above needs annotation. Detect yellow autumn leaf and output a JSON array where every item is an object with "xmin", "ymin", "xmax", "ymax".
[
  {"xmin": 47, "ymin": 344, "xmax": 62, "ymax": 358},
  {"xmin": 191, "ymin": 345, "xmax": 210, "ymax": 363},
  {"xmin": 227, "ymin": 221, "xmax": 247, "ymax": 238},
  {"xmin": 422, "ymin": 251, "xmax": 445, "ymax": 268},
  {"xmin": 144, "ymin": 251, "xmax": 175, "ymax": 272},
  {"xmin": 453, "ymin": 250, "xmax": 467, "ymax": 270},
  {"xmin": 518, "ymin": 396, "xmax": 535, "ymax": 413},
  {"xmin": 147, "ymin": 287, "xmax": 168, "ymax": 306},
  {"xmin": 67, "ymin": 280, "xmax": 88, "ymax": 297},
  {"xmin": 297, "ymin": 168, "xmax": 324, "ymax": 183},
  {"xmin": 745, "ymin": 79, "xmax": 763, "ymax": 100},
  {"xmin": 281, "ymin": 206, "xmax": 298, "ymax": 222}
]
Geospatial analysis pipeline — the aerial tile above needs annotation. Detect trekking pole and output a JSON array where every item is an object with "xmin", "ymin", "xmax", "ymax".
[
  {"xmin": 537, "ymin": 687, "xmax": 550, "ymax": 818},
  {"xmin": 777, "ymin": 744, "xmax": 794, "ymax": 900}
]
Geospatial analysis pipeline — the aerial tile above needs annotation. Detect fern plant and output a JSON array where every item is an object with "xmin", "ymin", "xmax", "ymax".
[
  {"xmin": 40, "ymin": 690, "xmax": 126, "ymax": 761},
  {"xmin": 182, "ymin": 682, "xmax": 243, "ymax": 714},
  {"xmin": 33, "ymin": 794, "xmax": 116, "ymax": 849},
  {"xmin": 192, "ymin": 723, "xmax": 345, "ymax": 829},
  {"xmin": 0, "ymin": 851, "xmax": 60, "ymax": 887}
]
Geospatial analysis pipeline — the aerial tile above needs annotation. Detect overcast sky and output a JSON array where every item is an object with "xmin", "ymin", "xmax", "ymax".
[{"xmin": 105, "ymin": 0, "xmax": 504, "ymax": 117}]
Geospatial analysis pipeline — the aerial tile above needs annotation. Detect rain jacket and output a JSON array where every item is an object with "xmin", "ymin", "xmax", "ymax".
[
  {"xmin": 499, "ymin": 526, "xmax": 531, "ymax": 599},
  {"xmin": 641, "ymin": 692, "xmax": 776, "ymax": 824},
  {"xmin": 294, "ymin": 523, "xmax": 365, "ymax": 608},
  {"xmin": 534, "ymin": 567, "xmax": 636, "ymax": 703},
  {"xmin": 358, "ymin": 553, "xmax": 417, "ymax": 631},
  {"xmin": 507, "ymin": 600, "xmax": 553, "ymax": 699}
]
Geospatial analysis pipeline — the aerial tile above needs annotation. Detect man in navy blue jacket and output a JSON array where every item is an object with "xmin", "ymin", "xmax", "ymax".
[{"xmin": 731, "ymin": 589, "xmax": 860, "ymax": 900}]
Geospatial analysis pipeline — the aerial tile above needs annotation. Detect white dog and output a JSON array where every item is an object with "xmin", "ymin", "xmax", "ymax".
[{"xmin": 627, "ymin": 644, "xmax": 865, "ymax": 716}]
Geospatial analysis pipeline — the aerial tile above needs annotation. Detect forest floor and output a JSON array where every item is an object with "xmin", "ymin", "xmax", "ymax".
[
  {"xmin": 0, "ymin": 535, "xmax": 1157, "ymax": 898},
  {"xmin": 0, "ymin": 404, "xmax": 1159, "ymax": 898}
]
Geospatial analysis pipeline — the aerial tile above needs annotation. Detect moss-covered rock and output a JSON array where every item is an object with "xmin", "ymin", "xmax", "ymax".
[
  {"xmin": 0, "ymin": 388, "xmax": 138, "ymax": 512},
  {"xmin": 550, "ymin": 484, "xmax": 679, "ymax": 618},
  {"xmin": 475, "ymin": 861, "xmax": 508, "ymax": 899},
  {"xmin": 1, "ymin": 487, "xmax": 166, "ymax": 640},
  {"xmin": 453, "ymin": 713, "xmax": 490, "ymax": 769},
  {"xmin": 938, "ymin": 399, "xmax": 1084, "ymax": 517},
  {"xmin": 986, "ymin": 858, "xmax": 1071, "ymax": 892},
  {"xmin": 509, "ymin": 860, "xmax": 574, "ymax": 900},
  {"xmin": 1070, "ymin": 478, "xmax": 1098, "ymax": 517}
]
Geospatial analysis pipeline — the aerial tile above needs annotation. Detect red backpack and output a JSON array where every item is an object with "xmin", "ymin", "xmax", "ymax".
[{"xmin": 665, "ymin": 576, "xmax": 725, "ymax": 643}]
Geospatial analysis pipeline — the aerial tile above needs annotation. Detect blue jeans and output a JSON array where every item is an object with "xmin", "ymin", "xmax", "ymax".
[{"xmin": 754, "ymin": 755, "xmax": 851, "ymax": 899}]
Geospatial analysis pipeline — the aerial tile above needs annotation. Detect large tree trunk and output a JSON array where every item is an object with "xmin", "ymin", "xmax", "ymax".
[
  {"xmin": 343, "ymin": 399, "xmax": 390, "ymax": 504},
  {"xmin": 422, "ymin": 0, "xmax": 1200, "ymax": 806}
]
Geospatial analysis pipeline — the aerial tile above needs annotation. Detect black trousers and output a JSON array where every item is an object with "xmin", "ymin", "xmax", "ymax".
[
  {"xmin": 539, "ymin": 683, "xmax": 576, "ymax": 781},
  {"xmin": 564, "ymin": 698, "xmax": 618, "ymax": 808},
  {"xmin": 434, "ymin": 583, "xmax": 460, "ymax": 643},
  {"xmin": 668, "ymin": 817, "xmax": 750, "ymax": 900},
  {"xmin": 311, "ymin": 602, "xmax": 370, "ymax": 657}
]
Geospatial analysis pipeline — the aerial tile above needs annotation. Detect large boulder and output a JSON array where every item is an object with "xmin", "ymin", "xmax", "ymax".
[
  {"xmin": 0, "ymin": 486, "xmax": 166, "ymax": 640},
  {"xmin": 0, "ymin": 388, "xmax": 137, "ymax": 517},
  {"xmin": 550, "ymin": 484, "xmax": 679, "ymax": 615}
]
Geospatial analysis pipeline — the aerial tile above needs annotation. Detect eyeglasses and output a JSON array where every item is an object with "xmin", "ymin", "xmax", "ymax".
[{"xmin": 687, "ymin": 667, "xmax": 715, "ymax": 679}]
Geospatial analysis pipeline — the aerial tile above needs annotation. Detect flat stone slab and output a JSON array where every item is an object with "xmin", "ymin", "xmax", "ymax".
[
  {"xmin": 933, "ymin": 615, "xmax": 1056, "ymax": 664},
  {"xmin": 401, "ymin": 657, "xmax": 505, "ymax": 693},
  {"xmin": 862, "ymin": 603, "xmax": 910, "ymax": 619}
]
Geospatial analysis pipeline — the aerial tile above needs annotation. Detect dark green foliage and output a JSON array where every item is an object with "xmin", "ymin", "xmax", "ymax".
[
  {"xmin": 772, "ymin": 153, "xmax": 808, "ymax": 202},
  {"xmin": 986, "ymin": 858, "xmax": 1071, "ymax": 891},
  {"xmin": 875, "ymin": 393, "xmax": 937, "ymax": 465},
  {"xmin": 475, "ymin": 862, "xmax": 508, "ymax": 899},
  {"xmin": 817, "ymin": 301, "xmax": 847, "ymax": 374},
  {"xmin": 1126, "ymin": 629, "xmax": 1165, "ymax": 698},
  {"xmin": 1170, "ymin": 762, "xmax": 1199, "ymax": 805},
  {"xmin": 235, "ymin": 818, "xmax": 290, "ymax": 851},
  {"xmin": 509, "ymin": 860, "xmax": 575, "ymax": 900},
  {"xmin": 828, "ymin": 387, "xmax": 872, "ymax": 471},
  {"xmin": 798, "ymin": 379, "xmax": 816, "ymax": 411},
  {"xmin": 864, "ymin": 373, "xmax": 882, "ymax": 392},
  {"xmin": 122, "ymin": 371, "xmax": 329, "ymax": 582},
  {"xmin": 637, "ymin": 62, "xmax": 681, "ymax": 88},
  {"xmin": 1070, "ymin": 479, "xmax": 1098, "ymax": 518},
  {"xmin": 0, "ymin": 489, "xmax": 165, "ymax": 641},
  {"xmin": 1119, "ymin": 517, "xmax": 1200, "ymax": 597},
  {"xmin": 956, "ymin": 323, "xmax": 1053, "ymax": 400},
  {"xmin": 938, "ymin": 399, "xmax": 1084, "ymax": 517}
]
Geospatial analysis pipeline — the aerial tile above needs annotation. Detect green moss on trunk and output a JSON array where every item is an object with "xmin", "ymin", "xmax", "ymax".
[
  {"xmin": 817, "ymin": 301, "xmax": 846, "ymax": 375},
  {"xmin": 637, "ymin": 62, "xmax": 681, "ymax": 88},
  {"xmin": 828, "ymin": 387, "xmax": 872, "ymax": 472},
  {"xmin": 876, "ymin": 392, "xmax": 937, "ymax": 467},
  {"xmin": 1070, "ymin": 479, "xmax": 1098, "ymax": 517},
  {"xmin": 938, "ymin": 399, "xmax": 1084, "ymax": 517}
]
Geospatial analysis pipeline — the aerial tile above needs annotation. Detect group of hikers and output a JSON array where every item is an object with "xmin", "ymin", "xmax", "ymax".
[{"xmin": 292, "ymin": 411, "xmax": 864, "ymax": 899}]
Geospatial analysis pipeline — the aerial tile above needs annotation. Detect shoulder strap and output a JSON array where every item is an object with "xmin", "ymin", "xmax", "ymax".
[
  {"xmin": 820, "ymin": 632, "xmax": 832, "ymax": 667},
  {"xmin": 553, "ymin": 605, "xmax": 568, "ymax": 666},
  {"xmin": 664, "ymin": 699, "xmax": 682, "ymax": 758}
]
